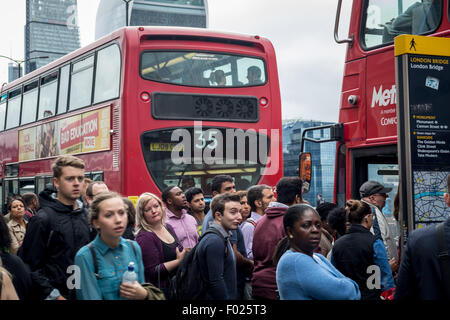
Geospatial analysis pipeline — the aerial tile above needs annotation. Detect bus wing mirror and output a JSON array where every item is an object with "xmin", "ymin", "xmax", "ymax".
[
  {"xmin": 334, "ymin": 0, "xmax": 354, "ymax": 47},
  {"xmin": 299, "ymin": 152, "xmax": 312, "ymax": 194}
]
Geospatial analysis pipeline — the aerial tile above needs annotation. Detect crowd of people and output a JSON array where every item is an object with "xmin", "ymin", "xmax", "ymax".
[{"xmin": 1, "ymin": 154, "xmax": 449, "ymax": 300}]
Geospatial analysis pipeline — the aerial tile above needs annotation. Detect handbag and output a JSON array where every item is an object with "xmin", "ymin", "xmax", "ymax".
[{"xmin": 142, "ymin": 282, "xmax": 166, "ymax": 300}]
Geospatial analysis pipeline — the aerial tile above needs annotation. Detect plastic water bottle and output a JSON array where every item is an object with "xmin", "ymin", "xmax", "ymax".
[{"xmin": 122, "ymin": 262, "xmax": 137, "ymax": 284}]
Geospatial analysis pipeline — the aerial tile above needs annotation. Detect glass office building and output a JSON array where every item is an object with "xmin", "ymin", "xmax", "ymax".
[
  {"xmin": 25, "ymin": 0, "xmax": 81, "ymax": 74},
  {"xmin": 283, "ymin": 119, "xmax": 337, "ymax": 206},
  {"xmin": 8, "ymin": 63, "xmax": 21, "ymax": 82},
  {"xmin": 95, "ymin": 0, "xmax": 208, "ymax": 40}
]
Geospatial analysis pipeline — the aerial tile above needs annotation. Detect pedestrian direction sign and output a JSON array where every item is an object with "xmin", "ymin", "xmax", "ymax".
[{"xmin": 395, "ymin": 35, "xmax": 450, "ymax": 237}]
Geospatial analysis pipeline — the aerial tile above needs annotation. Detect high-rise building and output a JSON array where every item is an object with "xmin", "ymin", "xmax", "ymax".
[
  {"xmin": 95, "ymin": 0, "xmax": 208, "ymax": 40},
  {"xmin": 25, "ymin": 0, "xmax": 81, "ymax": 74},
  {"xmin": 282, "ymin": 119, "xmax": 336, "ymax": 206},
  {"xmin": 8, "ymin": 63, "xmax": 21, "ymax": 83}
]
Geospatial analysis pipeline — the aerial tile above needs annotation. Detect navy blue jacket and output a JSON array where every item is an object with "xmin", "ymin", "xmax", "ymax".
[
  {"xmin": 395, "ymin": 217, "xmax": 450, "ymax": 300},
  {"xmin": 196, "ymin": 222, "xmax": 237, "ymax": 300}
]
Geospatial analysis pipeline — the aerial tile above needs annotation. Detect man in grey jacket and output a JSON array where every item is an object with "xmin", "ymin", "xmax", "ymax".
[{"xmin": 360, "ymin": 181, "xmax": 399, "ymax": 273}]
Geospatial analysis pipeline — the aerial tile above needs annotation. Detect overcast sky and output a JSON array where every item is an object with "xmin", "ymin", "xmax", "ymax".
[{"xmin": 0, "ymin": 0, "xmax": 351, "ymax": 123}]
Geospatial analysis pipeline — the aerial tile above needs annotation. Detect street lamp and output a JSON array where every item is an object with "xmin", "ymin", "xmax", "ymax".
[
  {"xmin": 122, "ymin": 0, "xmax": 133, "ymax": 27},
  {"xmin": 0, "ymin": 55, "xmax": 49, "ymax": 79}
]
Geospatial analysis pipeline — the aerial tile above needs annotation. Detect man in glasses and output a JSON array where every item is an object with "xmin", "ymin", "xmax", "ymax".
[{"xmin": 360, "ymin": 180, "xmax": 399, "ymax": 274}]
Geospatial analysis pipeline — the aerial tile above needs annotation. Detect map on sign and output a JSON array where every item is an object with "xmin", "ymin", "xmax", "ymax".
[{"xmin": 413, "ymin": 171, "xmax": 450, "ymax": 226}]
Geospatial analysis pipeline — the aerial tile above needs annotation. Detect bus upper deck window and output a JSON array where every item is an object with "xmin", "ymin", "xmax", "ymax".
[
  {"xmin": 363, "ymin": 0, "xmax": 442, "ymax": 49},
  {"xmin": 140, "ymin": 51, "xmax": 266, "ymax": 88}
]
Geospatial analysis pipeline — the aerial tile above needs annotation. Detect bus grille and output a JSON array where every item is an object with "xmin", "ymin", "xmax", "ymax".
[{"xmin": 151, "ymin": 92, "xmax": 258, "ymax": 122}]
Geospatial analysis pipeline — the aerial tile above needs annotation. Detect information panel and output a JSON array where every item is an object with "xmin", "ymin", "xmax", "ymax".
[{"xmin": 395, "ymin": 35, "xmax": 450, "ymax": 233}]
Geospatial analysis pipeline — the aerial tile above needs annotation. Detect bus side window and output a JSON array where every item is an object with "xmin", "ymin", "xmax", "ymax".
[
  {"xmin": 5, "ymin": 88, "xmax": 22, "ymax": 130},
  {"xmin": 21, "ymin": 80, "xmax": 39, "ymax": 125},
  {"xmin": 69, "ymin": 55, "xmax": 94, "ymax": 111},
  {"xmin": 0, "ymin": 98, "xmax": 6, "ymax": 131},
  {"xmin": 38, "ymin": 72, "xmax": 58, "ymax": 120},
  {"xmin": 57, "ymin": 65, "xmax": 70, "ymax": 115},
  {"xmin": 364, "ymin": 0, "xmax": 442, "ymax": 48},
  {"xmin": 4, "ymin": 179, "xmax": 19, "ymax": 198},
  {"xmin": 91, "ymin": 172, "xmax": 104, "ymax": 181},
  {"xmin": 94, "ymin": 44, "xmax": 121, "ymax": 104},
  {"xmin": 19, "ymin": 179, "xmax": 36, "ymax": 195}
]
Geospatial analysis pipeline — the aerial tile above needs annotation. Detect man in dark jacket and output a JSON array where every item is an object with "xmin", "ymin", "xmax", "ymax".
[
  {"xmin": 395, "ymin": 174, "xmax": 450, "ymax": 300},
  {"xmin": 19, "ymin": 155, "xmax": 90, "ymax": 300},
  {"xmin": 197, "ymin": 193, "xmax": 241, "ymax": 299},
  {"xmin": 251, "ymin": 177, "xmax": 304, "ymax": 300},
  {"xmin": 201, "ymin": 174, "xmax": 253, "ymax": 299}
]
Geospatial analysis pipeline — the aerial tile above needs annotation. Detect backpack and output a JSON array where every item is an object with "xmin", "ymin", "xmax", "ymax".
[{"xmin": 168, "ymin": 228, "xmax": 229, "ymax": 300}]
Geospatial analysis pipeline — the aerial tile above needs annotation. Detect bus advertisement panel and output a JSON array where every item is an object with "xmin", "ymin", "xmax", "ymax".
[{"xmin": 18, "ymin": 106, "xmax": 110, "ymax": 162}]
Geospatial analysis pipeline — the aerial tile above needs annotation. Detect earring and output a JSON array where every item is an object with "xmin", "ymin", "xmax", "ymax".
[{"xmin": 289, "ymin": 235, "xmax": 293, "ymax": 239}]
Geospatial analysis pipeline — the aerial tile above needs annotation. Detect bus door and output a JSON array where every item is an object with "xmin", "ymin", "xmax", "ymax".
[
  {"xmin": 299, "ymin": 123, "xmax": 343, "ymax": 206},
  {"xmin": 350, "ymin": 145, "xmax": 399, "ymax": 240}
]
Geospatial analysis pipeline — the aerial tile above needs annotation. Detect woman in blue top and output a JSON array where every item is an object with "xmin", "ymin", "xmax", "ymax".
[
  {"xmin": 274, "ymin": 204, "xmax": 360, "ymax": 300},
  {"xmin": 75, "ymin": 192, "xmax": 148, "ymax": 300}
]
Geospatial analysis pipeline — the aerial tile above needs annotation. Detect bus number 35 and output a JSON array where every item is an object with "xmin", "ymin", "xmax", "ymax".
[{"xmin": 195, "ymin": 129, "xmax": 219, "ymax": 149}]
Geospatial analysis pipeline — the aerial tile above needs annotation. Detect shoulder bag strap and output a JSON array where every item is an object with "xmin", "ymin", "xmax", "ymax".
[
  {"xmin": 201, "ymin": 228, "xmax": 228, "ymax": 258},
  {"xmin": 87, "ymin": 244, "xmax": 99, "ymax": 278},
  {"xmin": 126, "ymin": 239, "xmax": 137, "ymax": 257},
  {"xmin": 246, "ymin": 219, "xmax": 257, "ymax": 227},
  {"xmin": 436, "ymin": 222, "xmax": 450, "ymax": 299}
]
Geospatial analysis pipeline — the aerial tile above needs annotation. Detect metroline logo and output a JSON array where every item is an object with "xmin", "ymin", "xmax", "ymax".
[{"xmin": 371, "ymin": 84, "xmax": 397, "ymax": 108}]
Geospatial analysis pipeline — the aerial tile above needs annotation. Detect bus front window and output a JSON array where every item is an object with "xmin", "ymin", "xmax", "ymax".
[
  {"xmin": 141, "ymin": 127, "xmax": 271, "ymax": 196},
  {"xmin": 363, "ymin": 0, "xmax": 442, "ymax": 48},
  {"xmin": 140, "ymin": 51, "xmax": 266, "ymax": 87}
]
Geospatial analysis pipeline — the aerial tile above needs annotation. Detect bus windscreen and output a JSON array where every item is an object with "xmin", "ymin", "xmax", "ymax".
[
  {"xmin": 140, "ymin": 51, "xmax": 266, "ymax": 87},
  {"xmin": 141, "ymin": 127, "xmax": 271, "ymax": 195}
]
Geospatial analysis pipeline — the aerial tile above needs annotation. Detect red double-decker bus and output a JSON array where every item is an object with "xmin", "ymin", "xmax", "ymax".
[
  {"xmin": 300, "ymin": 1, "xmax": 449, "ymax": 237},
  {"xmin": 0, "ymin": 26, "xmax": 283, "ymax": 210}
]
